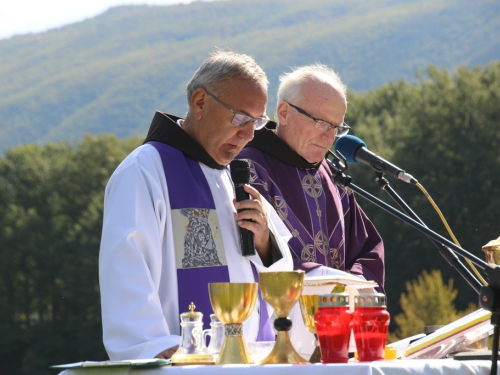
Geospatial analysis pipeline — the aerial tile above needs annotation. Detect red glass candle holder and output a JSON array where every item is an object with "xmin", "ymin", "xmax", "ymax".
[
  {"xmin": 352, "ymin": 293, "xmax": 390, "ymax": 361},
  {"xmin": 314, "ymin": 293, "xmax": 353, "ymax": 363}
]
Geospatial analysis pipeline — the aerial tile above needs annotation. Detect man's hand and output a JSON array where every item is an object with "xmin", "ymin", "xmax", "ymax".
[
  {"xmin": 154, "ymin": 345, "xmax": 178, "ymax": 359},
  {"xmin": 234, "ymin": 184, "xmax": 271, "ymax": 265}
]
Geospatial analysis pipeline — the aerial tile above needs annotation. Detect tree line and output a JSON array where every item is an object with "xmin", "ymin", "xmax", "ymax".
[{"xmin": 0, "ymin": 62, "xmax": 498, "ymax": 374}]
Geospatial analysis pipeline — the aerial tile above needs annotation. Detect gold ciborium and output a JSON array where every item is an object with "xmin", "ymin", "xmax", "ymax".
[
  {"xmin": 482, "ymin": 236, "xmax": 500, "ymax": 265},
  {"xmin": 299, "ymin": 284, "xmax": 345, "ymax": 363},
  {"xmin": 208, "ymin": 282, "xmax": 257, "ymax": 364},
  {"xmin": 259, "ymin": 271, "xmax": 308, "ymax": 364}
]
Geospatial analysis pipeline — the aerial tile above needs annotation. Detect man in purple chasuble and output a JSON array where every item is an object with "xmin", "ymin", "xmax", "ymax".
[
  {"xmin": 238, "ymin": 64, "xmax": 385, "ymax": 292},
  {"xmin": 99, "ymin": 51, "xmax": 294, "ymax": 361}
]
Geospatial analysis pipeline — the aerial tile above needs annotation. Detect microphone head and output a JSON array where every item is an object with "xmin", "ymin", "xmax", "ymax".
[
  {"xmin": 230, "ymin": 159, "xmax": 250, "ymax": 184},
  {"xmin": 334, "ymin": 135, "xmax": 367, "ymax": 164}
]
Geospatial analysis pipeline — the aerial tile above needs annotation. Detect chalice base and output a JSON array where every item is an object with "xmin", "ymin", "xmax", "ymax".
[
  {"xmin": 259, "ymin": 331, "xmax": 309, "ymax": 364},
  {"xmin": 216, "ymin": 336, "xmax": 254, "ymax": 365}
]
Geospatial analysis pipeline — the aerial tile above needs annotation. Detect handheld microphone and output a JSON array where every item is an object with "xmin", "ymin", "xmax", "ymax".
[
  {"xmin": 335, "ymin": 135, "xmax": 417, "ymax": 184},
  {"xmin": 230, "ymin": 159, "xmax": 256, "ymax": 257}
]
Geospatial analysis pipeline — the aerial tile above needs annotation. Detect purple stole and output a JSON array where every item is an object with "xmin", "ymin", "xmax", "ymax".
[{"xmin": 149, "ymin": 141, "xmax": 274, "ymax": 341}]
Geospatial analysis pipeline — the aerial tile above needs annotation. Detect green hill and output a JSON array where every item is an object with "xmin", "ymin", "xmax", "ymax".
[{"xmin": 0, "ymin": 0, "xmax": 499, "ymax": 152}]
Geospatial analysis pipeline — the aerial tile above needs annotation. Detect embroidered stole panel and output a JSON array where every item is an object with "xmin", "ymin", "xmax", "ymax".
[{"xmin": 149, "ymin": 141, "xmax": 229, "ymax": 330}]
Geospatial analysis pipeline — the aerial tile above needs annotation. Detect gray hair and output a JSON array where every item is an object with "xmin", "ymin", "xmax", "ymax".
[
  {"xmin": 186, "ymin": 50, "xmax": 268, "ymax": 106},
  {"xmin": 277, "ymin": 63, "xmax": 347, "ymax": 109}
]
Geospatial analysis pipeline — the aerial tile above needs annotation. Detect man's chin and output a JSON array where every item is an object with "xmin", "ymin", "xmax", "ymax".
[
  {"xmin": 215, "ymin": 146, "xmax": 246, "ymax": 166},
  {"xmin": 304, "ymin": 148, "xmax": 328, "ymax": 164},
  {"xmin": 215, "ymin": 152, "xmax": 238, "ymax": 166},
  {"xmin": 304, "ymin": 154, "xmax": 324, "ymax": 164}
]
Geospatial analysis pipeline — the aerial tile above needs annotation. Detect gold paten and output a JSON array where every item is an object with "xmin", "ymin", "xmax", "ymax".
[
  {"xmin": 208, "ymin": 282, "xmax": 257, "ymax": 364},
  {"xmin": 259, "ymin": 271, "xmax": 308, "ymax": 364},
  {"xmin": 482, "ymin": 236, "xmax": 500, "ymax": 265}
]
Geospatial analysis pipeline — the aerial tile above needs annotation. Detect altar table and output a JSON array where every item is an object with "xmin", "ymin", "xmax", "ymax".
[{"xmin": 58, "ymin": 359, "xmax": 498, "ymax": 375}]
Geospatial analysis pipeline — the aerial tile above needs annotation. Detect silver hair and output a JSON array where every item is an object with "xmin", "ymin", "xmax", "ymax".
[
  {"xmin": 186, "ymin": 50, "xmax": 268, "ymax": 106},
  {"xmin": 277, "ymin": 63, "xmax": 347, "ymax": 110}
]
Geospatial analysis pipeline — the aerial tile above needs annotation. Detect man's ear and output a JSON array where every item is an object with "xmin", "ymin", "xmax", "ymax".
[
  {"xmin": 277, "ymin": 101, "xmax": 289, "ymax": 126},
  {"xmin": 190, "ymin": 88, "xmax": 207, "ymax": 120}
]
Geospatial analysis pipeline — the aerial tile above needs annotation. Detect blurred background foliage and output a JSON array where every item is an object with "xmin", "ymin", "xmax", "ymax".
[
  {"xmin": 0, "ymin": 135, "xmax": 142, "ymax": 374},
  {"xmin": 1, "ymin": 62, "xmax": 499, "ymax": 373}
]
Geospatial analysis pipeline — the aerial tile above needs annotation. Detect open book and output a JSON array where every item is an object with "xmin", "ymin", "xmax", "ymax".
[
  {"xmin": 302, "ymin": 271, "xmax": 378, "ymax": 295},
  {"xmin": 403, "ymin": 308, "xmax": 493, "ymax": 359}
]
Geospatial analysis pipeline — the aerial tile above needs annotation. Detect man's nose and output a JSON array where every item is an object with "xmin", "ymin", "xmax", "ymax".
[
  {"xmin": 238, "ymin": 123, "xmax": 255, "ymax": 141},
  {"xmin": 323, "ymin": 127, "xmax": 337, "ymax": 142}
]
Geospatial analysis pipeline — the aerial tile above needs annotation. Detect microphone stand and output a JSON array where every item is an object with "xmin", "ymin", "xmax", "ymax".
[
  {"xmin": 372, "ymin": 172, "xmax": 482, "ymax": 294},
  {"xmin": 325, "ymin": 151, "xmax": 500, "ymax": 374}
]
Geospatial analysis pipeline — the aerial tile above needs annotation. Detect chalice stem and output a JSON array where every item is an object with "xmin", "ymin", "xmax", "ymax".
[{"xmin": 260, "ymin": 331, "xmax": 308, "ymax": 364}]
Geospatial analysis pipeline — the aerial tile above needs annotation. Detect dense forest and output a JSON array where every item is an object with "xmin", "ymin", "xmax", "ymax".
[
  {"xmin": 1, "ymin": 0, "xmax": 499, "ymax": 151},
  {"xmin": 1, "ymin": 62, "xmax": 499, "ymax": 374}
]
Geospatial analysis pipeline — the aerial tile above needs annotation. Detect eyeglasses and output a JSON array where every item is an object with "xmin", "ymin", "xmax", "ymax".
[
  {"xmin": 200, "ymin": 87, "xmax": 269, "ymax": 130},
  {"xmin": 286, "ymin": 102, "xmax": 351, "ymax": 137}
]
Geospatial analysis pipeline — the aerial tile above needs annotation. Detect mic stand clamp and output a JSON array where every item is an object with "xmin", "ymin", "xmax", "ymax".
[{"xmin": 325, "ymin": 150, "xmax": 352, "ymax": 188}]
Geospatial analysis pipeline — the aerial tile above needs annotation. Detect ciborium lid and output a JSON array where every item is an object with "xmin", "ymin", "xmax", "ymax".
[{"xmin": 180, "ymin": 302, "xmax": 203, "ymax": 322}]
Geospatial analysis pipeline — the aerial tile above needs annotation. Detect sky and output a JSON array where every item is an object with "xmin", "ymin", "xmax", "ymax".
[{"xmin": 0, "ymin": 0, "xmax": 196, "ymax": 40}]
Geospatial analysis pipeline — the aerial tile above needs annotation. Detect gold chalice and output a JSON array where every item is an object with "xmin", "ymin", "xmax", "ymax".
[
  {"xmin": 259, "ymin": 271, "xmax": 308, "ymax": 364},
  {"xmin": 299, "ymin": 284, "xmax": 346, "ymax": 362},
  {"xmin": 208, "ymin": 282, "xmax": 257, "ymax": 364}
]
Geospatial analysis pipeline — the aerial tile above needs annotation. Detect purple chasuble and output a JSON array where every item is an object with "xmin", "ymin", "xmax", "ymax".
[
  {"xmin": 238, "ymin": 128, "xmax": 385, "ymax": 293},
  {"xmin": 150, "ymin": 140, "xmax": 275, "ymax": 338},
  {"xmin": 246, "ymin": 155, "xmax": 346, "ymax": 270}
]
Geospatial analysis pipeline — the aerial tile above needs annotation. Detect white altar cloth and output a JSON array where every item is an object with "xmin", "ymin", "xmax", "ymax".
[{"xmin": 59, "ymin": 359, "xmax": 497, "ymax": 375}]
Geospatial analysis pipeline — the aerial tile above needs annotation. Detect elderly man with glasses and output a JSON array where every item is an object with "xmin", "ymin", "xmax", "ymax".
[
  {"xmin": 238, "ymin": 63, "xmax": 385, "ymax": 291},
  {"xmin": 99, "ymin": 51, "xmax": 294, "ymax": 361}
]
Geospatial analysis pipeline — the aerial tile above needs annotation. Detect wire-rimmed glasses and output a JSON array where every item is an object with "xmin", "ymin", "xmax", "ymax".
[
  {"xmin": 200, "ymin": 87, "xmax": 269, "ymax": 130},
  {"xmin": 286, "ymin": 102, "xmax": 351, "ymax": 137}
]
